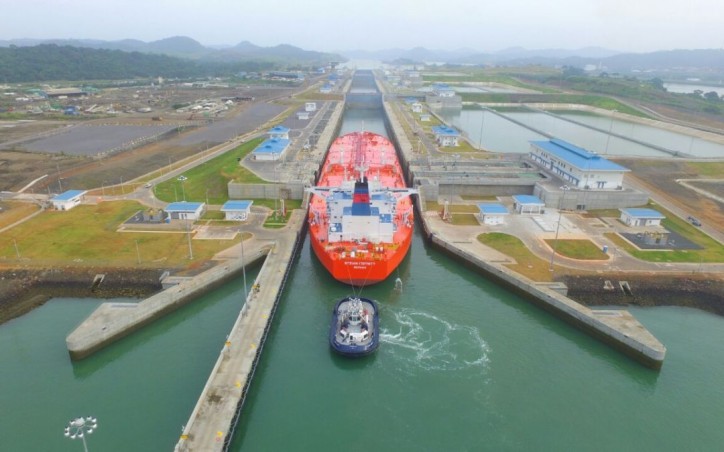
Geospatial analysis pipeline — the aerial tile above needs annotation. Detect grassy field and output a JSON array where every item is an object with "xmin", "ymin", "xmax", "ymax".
[
  {"xmin": 601, "ymin": 201, "xmax": 724, "ymax": 263},
  {"xmin": 0, "ymin": 202, "xmax": 40, "ymax": 229},
  {"xmin": 154, "ymin": 138, "xmax": 265, "ymax": 204},
  {"xmin": 0, "ymin": 201, "xmax": 237, "ymax": 268},
  {"xmin": 477, "ymin": 232, "xmax": 559, "ymax": 281},
  {"xmin": 544, "ymin": 239, "xmax": 609, "ymax": 260}
]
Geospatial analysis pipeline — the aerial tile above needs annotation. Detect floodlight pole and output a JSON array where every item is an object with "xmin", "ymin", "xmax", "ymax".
[{"xmin": 549, "ymin": 185, "xmax": 570, "ymax": 273}]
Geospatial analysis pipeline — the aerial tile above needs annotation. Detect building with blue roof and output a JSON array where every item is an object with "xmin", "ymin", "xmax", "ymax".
[
  {"xmin": 619, "ymin": 208, "xmax": 665, "ymax": 227},
  {"xmin": 477, "ymin": 203, "xmax": 509, "ymax": 225},
  {"xmin": 165, "ymin": 201, "xmax": 205, "ymax": 220},
  {"xmin": 221, "ymin": 200, "xmax": 253, "ymax": 221},
  {"xmin": 51, "ymin": 190, "xmax": 87, "ymax": 210},
  {"xmin": 432, "ymin": 126, "xmax": 461, "ymax": 147},
  {"xmin": 512, "ymin": 195, "xmax": 545, "ymax": 214},
  {"xmin": 252, "ymin": 138, "xmax": 290, "ymax": 161},
  {"xmin": 529, "ymin": 139, "xmax": 629, "ymax": 190},
  {"xmin": 268, "ymin": 126, "xmax": 290, "ymax": 140}
]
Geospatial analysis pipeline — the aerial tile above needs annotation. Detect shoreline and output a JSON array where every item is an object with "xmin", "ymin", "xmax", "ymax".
[
  {"xmin": 0, "ymin": 267, "xmax": 164, "ymax": 325},
  {"xmin": 1, "ymin": 266, "xmax": 722, "ymax": 326}
]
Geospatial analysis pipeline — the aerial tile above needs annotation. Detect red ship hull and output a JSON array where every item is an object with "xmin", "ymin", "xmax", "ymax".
[{"xmin": 308, "ymin": 131, "xmax": 414, "ymax": 286}]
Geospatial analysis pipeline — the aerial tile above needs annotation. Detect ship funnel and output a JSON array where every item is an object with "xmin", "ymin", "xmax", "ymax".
[{"xmin": 351, "ymin": 180, "xmax": 371, "ymax": 216}]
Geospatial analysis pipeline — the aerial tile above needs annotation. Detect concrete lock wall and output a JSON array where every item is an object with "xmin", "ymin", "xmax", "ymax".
[{"xmin": 535, "ymin": 185, "xmax": 650, "ymax": 210}]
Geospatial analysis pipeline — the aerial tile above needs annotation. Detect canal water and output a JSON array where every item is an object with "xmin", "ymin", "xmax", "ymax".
[
  {"xmin": 440, "ymin": 108, "xmax": 724, "ymax": 158},
  {"xmin": 2, "ymin": 107, "xmax": 724, "ymax": 451}
]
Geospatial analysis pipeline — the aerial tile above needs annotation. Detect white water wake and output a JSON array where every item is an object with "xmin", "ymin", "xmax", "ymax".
[{"xmin": 379, "ymin": 308, "xmax": 490, "ymax": 375}]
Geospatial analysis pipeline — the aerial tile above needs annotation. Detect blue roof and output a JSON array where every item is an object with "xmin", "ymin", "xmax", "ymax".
[
  {"xmin": 268, "ymin": 126, "xmax": 289, "ymax": 134},
  {"xmin": 53, "ymin": 190, "xmax": 86, "ymax": 201},
  {"xmin": 166, "ymin": 202, "xmax": 204, "ymax": 212},
  {"xmin": 431, "ymin": 125, "xmax": 460, "ymax": 137},
  {"xmin": 253, "ymin": 138, "xmax": 290, "ymax": 154},
  {"xmin": 513, "ymin": 195, "xmax": 544, "ymax": 205},
  {"xmin": 221, "ymin": 200, "xmax": 253, "ymax": 211},
  {"xmin": 530, "ymin": 139, "xmax": 628, "ymax": 171},
  {"xmin": 478, "ymin": 203, "xmax": 509, "ymax": 214},
  {"xmin": 620, "ymin": 208, "xmax": 665, "ymax": 219}
]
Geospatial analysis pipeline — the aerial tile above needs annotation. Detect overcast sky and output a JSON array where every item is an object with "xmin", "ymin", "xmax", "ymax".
[{"xmin": 2, "ymin": 0, "xmax": 723, "ymax": 53}]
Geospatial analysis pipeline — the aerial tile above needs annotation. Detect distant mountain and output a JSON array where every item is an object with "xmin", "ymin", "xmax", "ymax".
[
  {"xmin": 0, "ymin": 36, "xmax": 344, "ymax": 66},
  {"xmin": 0, "ymin": 44, "xmax": 211, "ymax": 83}
]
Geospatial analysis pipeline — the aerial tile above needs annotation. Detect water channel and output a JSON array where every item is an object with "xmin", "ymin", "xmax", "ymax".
[
  {"xmin": 440, "ymin": 108, "xmax": 724, "ymax": 158},
  {"xmin": 2, "ymin": 107, "xmax": 724, "ymax": 451}
]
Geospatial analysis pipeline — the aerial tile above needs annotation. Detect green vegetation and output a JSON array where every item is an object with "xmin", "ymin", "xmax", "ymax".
[
  {"xmin": 449, "ymin": 214, "xmax": 480, "ymax": 226},
  {"xmin": 544, "ymin": 239, "xmax": 609, "ymax": 260},
  {"xmin": 0, "ymin": 202, "xmax": 40, "ymax": 229},
  {"xmin": 687, "ymin": 161, "xmax": 724, "ymax": 177},
  {"xmin": 604, "ymin": 205, "xmax": 724, "ymax": 263},
  {"xmin": 460, "ymin": 92, "xmax": 647, "ymax": 117},
  {"xmin": 477, "ymin": 232, "xmax": 559, "ymax": 281},
  {"xmin": 155, "ymin": 138, "xmax": 265, "ymax": 204},
  {"xmin": 0, "ymin": 44, "xmax": 211, "ymax": 82},
  {"xmin": 0, "ymin": 202, "xmax": 235, "ymax": 267}
]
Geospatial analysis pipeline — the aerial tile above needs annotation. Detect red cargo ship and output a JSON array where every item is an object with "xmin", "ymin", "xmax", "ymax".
[{"xmin": 308, "ymin": 131, "xmax": 415, "ymax": 286}]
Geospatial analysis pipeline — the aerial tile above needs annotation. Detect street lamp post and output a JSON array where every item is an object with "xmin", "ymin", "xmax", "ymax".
[
  {"xmin": 604, "ymin": 110, "xmax": 617, "ymax": 155},
  {"xmin": 64, "ymin": 416, "xmax": 98, "ymax": 452},
  {"xmin": 478, "ymin": 106, "xmax": 486, "ymax": 150},
  {"xmin": 549, "ymin": 185, "xmax": 570, "ymax": 272},
  {"xmin": 186, "ymin": 217, "xmax": 194, "ymax": 260}
]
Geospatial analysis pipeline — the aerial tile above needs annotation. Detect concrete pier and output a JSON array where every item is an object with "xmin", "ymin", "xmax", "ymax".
[
  {"xmin": 419, "ymin": 208, "xmax": 666, "ymax": 368},
  {"xmin": 174, "ymin": 211, "xmax": 305, "ymax": 451},
  {"xmin": 381, "ymin": 93, "xmax": 666, "ymax": 369},
  {"xmin": 66, "ymin": 238, "xmax": 272, "ymax": 360}
]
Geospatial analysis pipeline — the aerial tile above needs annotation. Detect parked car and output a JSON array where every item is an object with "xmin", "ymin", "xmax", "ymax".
[{"xmin": 687, "ymin": 216, "xmax": 702, "ymax": 227}]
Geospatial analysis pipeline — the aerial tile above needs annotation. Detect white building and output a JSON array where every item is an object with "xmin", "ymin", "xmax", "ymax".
[
  {"xmin": 305, "ymin": 102, "xmax": 317, "ymax": 112},
  {"xmin": 411, "ymin": 102, "xmax": 423, "ymax": 113},
  {"xmin": 512, "ymin": 195, "xmax": 545, "ymax": 214},
  {"xmin": 529, "ymin": 139, "xmax": 629, "ymax": 190},
  {"xmin": 432, "ymin": 126, "xmax": 460, "ymax": 147},
  {"xmin": 619, "ymin": 208, "xmax": 665, "ymax": 227},
  {"xmin": 165, "ymin": 202, "xmax": 205, "ymax": 220},
  {"xmin": 477, "ymin": 203, "xmax": 509, "ymax": 225},
  {"xmin": 268, "ymin": 126, "xmax": 290, "ymax": 140},
  {"xmin": 51, "ymin": 190, "xmax": 87, "ymax": 211},
  {"xmin": 221, "ymin": 200, "xmax": 253, "ymax": 221}
]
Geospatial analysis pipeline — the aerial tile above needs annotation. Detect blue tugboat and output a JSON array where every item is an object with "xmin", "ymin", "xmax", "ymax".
[{"xmin": 329, "ymin": 296, "xmax": 379, "ymax": 357}]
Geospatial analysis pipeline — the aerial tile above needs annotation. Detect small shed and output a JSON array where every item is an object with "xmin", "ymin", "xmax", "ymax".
[
  {"xmin": 431, "ymin": 125, "xmax": 460, "ymax": 147},
  {"xmin": 305, "ymin": 102, "xmax": 317, "ymax": 112},
  {"xmin": 252, "ymin": 138, "xmax": 290, "ymax": 161},
  {"xmin": 165, "ymin": 202, "xmax": 205, "ymax": 220},
  {"xmin": 477, "ymin": 203, "xmax": 509, "ymax": 225},
  {"xmin": 512, "ymin": 195, "xmax": 545, "ymax": 214},
  {"xmin": 268, "ymin": 126, "xmax": 290, "ymax": 140},
  {"xmin": 411, "ymin": 102, "xmax": 423, "ymax": 113},
  {"xmin": 221, "ymin": 200, "xmax": 253, "ymax": 221},
  {"xmin": 420, "ymin": 114, "xmax": 431, "ymax": 122},
  {"xmin": 297, "ymin": 111, "xmax": 310, "ymax": 120},
  {"xmin": 51, "ymin": 190, "xmax": 87, "ymax": 211},
  {"xmin": 619, "ymin": 208, "xmax": 665, "ymax": 227}
]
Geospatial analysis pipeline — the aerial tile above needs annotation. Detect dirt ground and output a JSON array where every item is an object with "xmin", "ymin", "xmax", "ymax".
[
  {"xmin": 614, "ymin": 159, "xmax": 724, "ymax": 228},
  {"xmin": 0, "ymin": 85, "xmax": 295, "ymax": 193}
]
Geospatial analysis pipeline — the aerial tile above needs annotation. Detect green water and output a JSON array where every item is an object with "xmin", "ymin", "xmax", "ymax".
[
  {"xmin": 231, "ymin": 232, "xmax": 724, "ymax": 451},
  {"xmin": 2, "ymin": 104, "xmax": 724, "ymax": 451},
  {"xmin": 2, "ymin": 228, "xmax": 724, "ymax": 451},
  {"xmin": 0, "ymin": 267, "xmax": 259, "ymax": 451}
]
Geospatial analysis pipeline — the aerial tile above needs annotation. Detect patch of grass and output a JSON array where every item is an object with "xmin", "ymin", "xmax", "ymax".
[
  {"xmin": 544, "ymin": 239, "xmax": 609, "ymax": 260},
  {"xmin": 0, "ymin": 201, "xmax": 236, "ymax": 268},
  {"xmin": 0, "ymin": 202, "xmax": 40, "ymax": 229},
  {"xmin": 583, "ymin": 208, "xmax": 621, "ymax": 218},
  {"xmin": 155, "ymin": 138, "xmax": 265, "ymax": 204},
  {"xmin": 477, "ymin": 232, "xmax": 556, "ymax": 281},
  {"xmin": 450, "ymin": 213, "xmax": 480, "ymax": 225},
  {"xmin": 460, "ymin": 195, "xmax": 498, "ymax": 201},
  {"xmin": 687, "ymin": 161, "xmax": 724, "ymax": 178}
]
